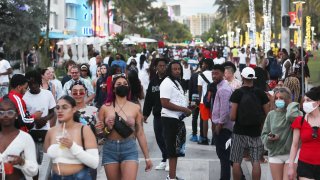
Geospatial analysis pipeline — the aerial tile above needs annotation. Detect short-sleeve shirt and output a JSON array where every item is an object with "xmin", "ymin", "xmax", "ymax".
[
  {"xmin": 230, "ymin": 86, "xmax": 269, "ymax": 137},
  {"xmin": 160, "ymin": 77, "xmax": 188, "ymax": 119},
  {"xmin": 111, "ymin": 60, "xmax": 127, "ymax": 73},
  {"xmin": 23, "ymin": 89, "xmax": 56, "ymax": 130},
  {"xmin": 197, "ymin": 70, "xmax": 213, "ymax": 103},
  {"xmin": 291, "ymin": 116, "xmax": 320, "ymax": 165},
  {"xmin": 231, "ymin": 48, "xmax": 239, "ymax": 57},
  {"xmin": 0, "ymin": 59, "xmax": 11, "ymax": 83}
]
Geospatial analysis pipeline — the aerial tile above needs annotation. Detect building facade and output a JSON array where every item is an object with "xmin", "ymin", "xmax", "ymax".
[
  {"xmin": 47, "ymin": 0, "xmax": 109, "ymax": 38},
  {"xmin": 189, "ymin": 13, "xmax": 215, "ymax": 36}
]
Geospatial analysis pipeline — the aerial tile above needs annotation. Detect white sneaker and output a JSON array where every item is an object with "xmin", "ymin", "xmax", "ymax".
[
  {"xmin": 166, "ymin": 175, "xmax": 176, "ymax": 180},
  {"xmin": 165, "ymin": 161, "xmax": 170, "ymax": 171},
  {"xmin": 155, "ymin": 162, "xmax": 166, "ymax": 170}
]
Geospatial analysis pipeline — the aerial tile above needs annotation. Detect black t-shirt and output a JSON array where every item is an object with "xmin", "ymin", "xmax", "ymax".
[
  {"xmin": 254, "ymin": 67, "xmax": 269, "ymax": 91},
  {"xmin": 230, "ymin": 86, "xmax": 269, "ymax": 137}
]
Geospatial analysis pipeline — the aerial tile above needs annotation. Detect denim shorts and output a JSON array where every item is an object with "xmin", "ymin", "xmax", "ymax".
[
  {"xmin": 102, "ymin": 138, "xmax": 138, "ymax": 165},
  {"xmin": 51, "ymin": 167, "xmax": 91, "ymax": 180}
]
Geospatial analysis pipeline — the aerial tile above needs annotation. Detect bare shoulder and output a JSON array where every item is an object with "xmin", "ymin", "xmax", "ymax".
[{"xmin": 127, "ymin": 101, "xmax": 141, "ymax": 111}]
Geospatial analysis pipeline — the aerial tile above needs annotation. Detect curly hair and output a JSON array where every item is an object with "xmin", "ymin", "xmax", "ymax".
[{"xmin": 284, "ymin": 77, "xmax": 300, "ymax": 102}]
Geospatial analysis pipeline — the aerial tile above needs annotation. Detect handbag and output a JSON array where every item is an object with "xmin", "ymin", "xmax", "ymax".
[{"xmin": 113, "ymin": 112, "xmax": 134, "ymax": 138}]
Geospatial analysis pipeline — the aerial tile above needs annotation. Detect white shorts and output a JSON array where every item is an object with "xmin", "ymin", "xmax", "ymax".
[
  {"xmin": 268, "ymin": 149, "xmax": 300, "ymax": 164},
  {"xmin": 268, "ymin": 154, "xmax": 290, "ymax": 164}
]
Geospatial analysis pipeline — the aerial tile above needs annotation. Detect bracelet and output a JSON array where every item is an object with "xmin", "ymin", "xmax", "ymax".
[
  {"xmin": 104, "ymin": 127, "xmax": 112, "ymax": 134},
  {"xmin": 145, "ymin": 158, "xmax": 151, "ymax": 162}
]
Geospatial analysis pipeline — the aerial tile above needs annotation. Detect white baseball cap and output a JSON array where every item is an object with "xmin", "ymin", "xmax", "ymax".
[{"xmin": 241, "ymin": 67, "xmax": 257, "ymax": 79}]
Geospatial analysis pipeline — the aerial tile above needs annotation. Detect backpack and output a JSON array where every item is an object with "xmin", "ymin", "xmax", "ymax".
[
  {"xmin": 237, "ymin": 87, "xmax": 264, "ymax": 126},
  {"xmin": 268, "ymin": 57, "xmax": 282, "ymax": 79},
  {"xmin": 199, "ymin": 73, "xmax": 212, "ymax": 108}
]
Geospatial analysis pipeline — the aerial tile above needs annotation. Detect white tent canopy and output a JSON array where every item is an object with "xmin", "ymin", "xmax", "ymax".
[
  {"xmin": 122, "ymin": 36, "xmax": 157, "ymax": 44},
  {"xmin": 56, "ymin": 37, "xmax": 110, "ymax": 46}
]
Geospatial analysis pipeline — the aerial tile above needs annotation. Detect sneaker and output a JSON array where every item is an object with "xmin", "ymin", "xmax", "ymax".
[
  {"xmin": 198, "ymin": 137, "xmax": 209, "ymax": 145},
  {"xmin": 166, "ymin": 175, "xmax": 184, "ymax": 180},
  {"xmin": 189, "ymin": 135, "xmax": 198, "ymax": 142},
  {"xmin": 165, "ymin": 161, "xmax": 169, "ymax": 171},
  {"xmin": 155, "ymin": 161, "xmax": 166, "ymax": 170}
]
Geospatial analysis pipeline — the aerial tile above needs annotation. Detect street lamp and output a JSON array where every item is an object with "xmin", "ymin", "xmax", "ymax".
[
  {"xmin": 293, "ymin": 0, "xmax": 306, "ymax": 96},
  {"xmin": 311, "ymin": 26, "xmax": 315, "ymax": 49}
]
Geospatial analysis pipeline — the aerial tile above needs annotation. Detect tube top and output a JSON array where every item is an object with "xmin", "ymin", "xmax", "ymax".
[{"xmin": 47, "ymin": 144, "xmax": 82, "ymax": 164}]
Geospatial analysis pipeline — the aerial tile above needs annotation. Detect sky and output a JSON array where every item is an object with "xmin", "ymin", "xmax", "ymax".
[{"xmin": 152, "ymin": 0, "xmax": 218, "ymax": 16}]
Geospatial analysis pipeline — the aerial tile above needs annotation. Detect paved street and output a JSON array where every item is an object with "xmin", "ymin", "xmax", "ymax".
[{"xmin": 97, "ymin": 113, "xmax": 272, "ymax": 180}]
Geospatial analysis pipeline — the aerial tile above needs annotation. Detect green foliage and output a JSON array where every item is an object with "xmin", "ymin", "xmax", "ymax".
[
  {"xmin": 308, "ymin": 50, "xmax": 320, "ymax": 86},
  {"xmin": 0, "ymin": 0, "xmax": 47, "ymax": 53}
]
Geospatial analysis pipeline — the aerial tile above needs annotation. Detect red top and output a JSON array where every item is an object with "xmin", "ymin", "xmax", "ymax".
[
  {"xmin": 291, "ymin": 116, "xmax": 320, "ymax": 165},
  {"xmin": 212, "ymin": 50, "xmax": 218, "ymax": 59},
  {"xmin": 202, "ymin": 50, "xmax": 212, "ymax": 59}
]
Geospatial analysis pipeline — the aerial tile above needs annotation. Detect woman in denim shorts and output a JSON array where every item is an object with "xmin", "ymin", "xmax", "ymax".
[{"xmin": 97, "ymin": 74, "xmax": 153, "ymax": 180}]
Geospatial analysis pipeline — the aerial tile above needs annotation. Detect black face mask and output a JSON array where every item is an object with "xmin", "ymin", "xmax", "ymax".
[{"xmin": 115, "ymin": 85, "xmax": 129, "ymax": 97}]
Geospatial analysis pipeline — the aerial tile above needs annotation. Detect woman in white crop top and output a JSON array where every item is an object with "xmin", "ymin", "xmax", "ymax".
[
  {"xmin": 0, "ymin": 96, "xmax": 38, "ymax": 180},
  {"xmin": 43, "ymin": 95, "xmax": 99, "ymax": 179}
]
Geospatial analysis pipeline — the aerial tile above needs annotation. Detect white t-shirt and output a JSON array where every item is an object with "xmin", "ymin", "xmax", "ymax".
[
  {"xmin": 103, "ymin": 56, "xmax": 110, "ymax": 65},
  {"xmin": 197, "ymin": 70, "xmax": 213, "ymax": 103},
  {"xmin": 250, "ymin": 53, "xmax": 257, "ymax": 65},
  {"xmin": 182, "ymin": 64, "xmax": 192, "ymax": 80},
  {"xmin": 239, "ymin": 52, "xmax": 247, "ymax": 64},
  {"xmin": 0, "ymin": 59, "xmax": 11, "ymax": 83},
  {"xmin": 213, "ymin": 57, "xmax": 226, "ymax": 64},
  {"xmin": 23, "ymin": 89, "xmax": 56, "ymax": 130},
  {"xmin": 160, "ymin": 77, "xmax": 188, "ymax": 119}
]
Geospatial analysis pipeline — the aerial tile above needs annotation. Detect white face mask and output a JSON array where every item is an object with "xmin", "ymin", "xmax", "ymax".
[{"xmin": 303, "ymin": 101, "xmax": 318, "ymax": 114}]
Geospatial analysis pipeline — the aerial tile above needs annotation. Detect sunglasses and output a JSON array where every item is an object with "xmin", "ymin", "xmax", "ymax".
[
  {"xmin": 312, "ymin": 126, "xmax": 319, "ymax": 139},
  {"xmin": 72, "ymin": 90, "xmax": 86, "ymax": 96},
  {"xmin": 112, "ymin": 73, "xmax": 126, "ymax": 81},
  {"xmin": 0, "ymin": 110, "xmax": 16, "ymax": 118}
]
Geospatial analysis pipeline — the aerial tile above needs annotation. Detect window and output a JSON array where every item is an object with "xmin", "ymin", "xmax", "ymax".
[{"xmin": 66, "ymin": 4, "xmax": 77, "ymax": 19}]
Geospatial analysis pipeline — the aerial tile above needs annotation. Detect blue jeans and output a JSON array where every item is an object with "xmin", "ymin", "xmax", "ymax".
[
  {"xmin": 215, "ymin": 128, "xmax": 232, "ymax": 180},
  {"xmin": 51, "ymin": 168, "xmax": 92, "ymax": 180},
  {"xmin": 102, "ymin": 137, "xmax": 138, "ymax": 165}
]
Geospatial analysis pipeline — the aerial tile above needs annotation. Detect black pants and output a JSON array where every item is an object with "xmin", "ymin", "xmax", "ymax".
[
  {"xmin": 215, "ymin": 128, "xmax": 232, "ymax": 180},
  {"xmin": 192, "ymin": 106, "xmax": 203, "ymax": 137},
  {"xmin": 153, "ymin": 116, "xmax": 167, "ymax": 162}
]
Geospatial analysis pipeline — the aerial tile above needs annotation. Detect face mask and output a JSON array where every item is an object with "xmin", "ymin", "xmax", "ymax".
[
  {"xmin": 275, "ymin": 99, "xmax": 285, "ymax": 109},
  {"xmin": 303, "ymin": 101, "xmax": 318, "ymax": 114},
  {"xmin": 115, "ymin": 85, "xmax": 129, "ymax": 97}
]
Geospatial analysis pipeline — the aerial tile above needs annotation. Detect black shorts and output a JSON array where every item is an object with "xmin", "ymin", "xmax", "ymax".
[
  {"xmin": 297, "ymin": 160, "xmax": 320, "ymax": 179},
  {"xmin": 162, "ymin": 116, "xmax": 180, "ymax": 158}
]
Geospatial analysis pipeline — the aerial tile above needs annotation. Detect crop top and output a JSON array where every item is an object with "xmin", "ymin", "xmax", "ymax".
[
  {"xmin": 0, "ymin": 131, "xmax": 38, "ymax": 179},
  {"xmin": 291, "ymin": 116, "xmax": 320, "ymax": 165},
  {"xmin": 47, "ymin": 142, "xmax": 99, "ymax": 169}
]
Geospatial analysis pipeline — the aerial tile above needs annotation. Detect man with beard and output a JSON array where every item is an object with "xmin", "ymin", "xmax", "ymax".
[
  {"xmin": 211, "ymin": 64, "xmax": 234, "ymax": 180},
  {"xmin": 160, "ymin": 61, "xmax": 192, "ymax": 180}
]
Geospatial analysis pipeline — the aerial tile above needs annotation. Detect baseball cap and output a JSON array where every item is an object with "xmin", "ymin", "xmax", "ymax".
[
  {"xmin": 80, "ymin": 64, "xmax": 88, "ymax": 70},
  {"xmin": 241, "ymin": 67, "xmax": 257, "ymax": 79}
]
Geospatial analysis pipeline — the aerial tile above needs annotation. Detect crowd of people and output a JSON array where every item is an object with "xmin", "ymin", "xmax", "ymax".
[{"xmin": 0, "ymin": 43, "xmax": 319, "ymax": 180}]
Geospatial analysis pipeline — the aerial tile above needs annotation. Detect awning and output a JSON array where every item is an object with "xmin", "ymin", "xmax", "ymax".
[{"xmin": 40, "ymin": 32, "xmax": 74, "ymax": 39}]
